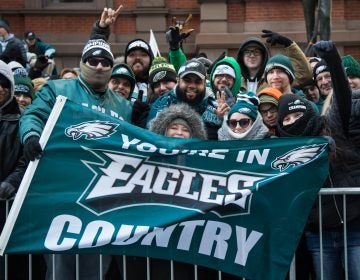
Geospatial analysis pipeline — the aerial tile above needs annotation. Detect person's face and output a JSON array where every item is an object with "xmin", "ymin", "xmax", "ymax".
[
  {"xmin": 259, "ymin": 103, "xmax": 278, "ymax": 127},
  {"xmin": 304, "ymin": 85, "xmax": 320, "ymax": 103},
  {"xmin": 126, "ymin": 49, "xmax": 151, "ymax": 77},
  {"xmin": 62, "ymin": 72, "xmax": 78, "ymax": 79},
  {"xmin": 315, "ymin": 71, "xmax": 332, "ymax": 96},
  {"xmin": 108, "ymin": 76, "xmax": 132, "ymax": 99},
  {"xmin": 266, "ymin": 68, "xmax": 290, "ymax": 92},
  {"xmin": 178, "ymin": 74, "xmax": 206, "ymax": 103},
  {"xmin": 0, "ymin": 27, "xmax": 8, "ymax": 38},
  {"xmin": 282, "ymin": 112, "xmax": 304, "ymax": 126},
  {"xmin": 26, "ymin": 38, "xmax": 36, "ymax": 47},
  {"xmin": 15, "ymin": 93, "xmax": 32, "ymax": 110},
  {"xmin": 213, "ymin": 74, "xmax": 235, "ymax": 91},
  {"xmin": 0, "ymin": 84, "xmax": 10, "ymax": 106},
  {"xmin": 348, "ymin": 76, "xmax": 360, "ymax": 90},
  {"xmin": 166, "ymin": 123, "xmax": 191, "ymax": 138},
  {"xmin": 153, "ymin": 80, "xmax": 176, "ymax": 96},
  {"xmin": 227, "ymin": 112, "xmax": 253, "ymax": 133},
  {"xmin": 243, "ymin": 47, "xmax": 263, "ymax": 71}
]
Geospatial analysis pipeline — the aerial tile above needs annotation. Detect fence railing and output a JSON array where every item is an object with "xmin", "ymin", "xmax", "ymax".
[{"xmin": 1, "ymin": 187, "xmax": 359, "ymax": 280}]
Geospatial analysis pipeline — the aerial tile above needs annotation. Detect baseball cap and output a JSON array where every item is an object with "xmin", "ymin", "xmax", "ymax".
[{"xmin": 178, "ymin": 59, "xmax": 206, "ymax": 80}]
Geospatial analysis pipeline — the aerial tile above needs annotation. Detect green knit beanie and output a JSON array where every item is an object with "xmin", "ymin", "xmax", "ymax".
[
  {"xmin": 111, "ymin": 63, "xmax": 136, "ymax": 93},
  {"xmin": 148, "ymin": 56, "xmax": 177, "ymax": 89},
  {"xmin": 265, "ymin": 54, "xmax": 295, "ymax": 84},
  {"xmin": 342, "ymin": 55, "xmax": 360, "ymax": 78},
  {"xmin": 228, "ymin": 92, "xmax": 259, "ymax": 121},
  {"xmin": 14, "ymin": 75, "xmax": 35, "ymax": 100}
]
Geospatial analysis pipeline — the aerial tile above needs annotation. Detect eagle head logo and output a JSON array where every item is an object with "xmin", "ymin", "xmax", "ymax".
[
  {"xmin": 65, "ymin": 121, "xmax": 118, "ymax": 140},
  {"xmin": 271, "ymin": 144, "xmax": 326, "ymax": 172}
]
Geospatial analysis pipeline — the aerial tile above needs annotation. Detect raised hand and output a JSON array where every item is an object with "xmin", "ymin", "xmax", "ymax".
[
  {"xmin": 261, "ymin": 29, "xmax": 292, "ymax": 47},
  {"xmin": 99, "ymin": 4, "xmax": 123, "ymax": 28}
]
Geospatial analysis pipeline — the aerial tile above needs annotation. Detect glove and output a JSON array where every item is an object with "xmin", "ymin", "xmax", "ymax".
[
  {"xmin": 313, "ymin": 40, "xmax": 337, "ymax": 60},
  {"xmin": 166, "ymin": 26, "xmax": 182, "ymax": 50},
  {"xmin": 131, "ymin": 100, "xmax": 150, "ymax": 128},
  {"xmin": 23, "ymin": 136, "xmax": 43, "ymax": 161},
  {"xmin": 261, "ymin": 30, "xmax": 293, "ymax": 47},
  {"xmin": 0, "ymin": 182, "xmax": 16, "ymax": 199},
  {"xmin": 33, "ymin": 55, "xmax": 49, "ymax": 71}
]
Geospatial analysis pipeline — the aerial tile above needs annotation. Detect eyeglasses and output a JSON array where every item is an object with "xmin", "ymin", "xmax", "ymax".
[
  {"xmin": 215, "ymin": 74, "xmax": 234, "ymax": 80},
  {"xmin": 86, "ymin": 57, "xmax": 112, "ymax": 68},
  {"xmin": 244, "ymin": 49, "xmax": 262, "ymax": 57},
  {"xmin": 227, "ymin": 118, "xmax": 251, "ymax": 129},
  {"xmin": 259, "ymin": 106, "xmax": 277, "ymax": 115}
]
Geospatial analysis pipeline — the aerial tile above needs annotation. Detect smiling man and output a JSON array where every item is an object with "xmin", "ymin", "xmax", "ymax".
[{"xmin": 147, "ymin": 59, "xmax": 222, "ymax": 139}]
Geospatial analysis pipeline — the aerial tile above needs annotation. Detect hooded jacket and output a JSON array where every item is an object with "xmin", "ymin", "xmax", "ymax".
[
  {"xmin": 218, "ymin": 113, "xmax": 269, "ymax": 141},
  {"xmin": 149, "ymin": 103, "xmax": 207, "ymax": 139},
  {"xmin": 0, "ymin": 60, "xmax": 26, "ymax": 188},
  {"xmin": 210, "ymin": 56, "xmax": 242, "ymax": 96}
]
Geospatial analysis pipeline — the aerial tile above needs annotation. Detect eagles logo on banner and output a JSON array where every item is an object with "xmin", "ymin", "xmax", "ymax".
[{"xmin": 0, "ymin": 96, "xmax": 329, "ymax": 279}]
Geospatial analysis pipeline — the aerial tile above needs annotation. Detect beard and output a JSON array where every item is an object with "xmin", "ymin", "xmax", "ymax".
[{"xmin": 176, "ymin": 86, "xmax": 205, "ymax": 105}]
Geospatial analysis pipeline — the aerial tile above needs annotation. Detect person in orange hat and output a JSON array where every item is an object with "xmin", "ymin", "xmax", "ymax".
[{"xmin": 257, "ymin": 87, "xmax": 282, "ymax": 135}]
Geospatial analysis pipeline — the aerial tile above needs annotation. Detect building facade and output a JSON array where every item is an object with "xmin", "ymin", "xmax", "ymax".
[{"xmin": 1, "ymin": 0, "xmax": 360, "ymax": 69}]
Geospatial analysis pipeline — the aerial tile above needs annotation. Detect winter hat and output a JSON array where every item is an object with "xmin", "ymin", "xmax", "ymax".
[
  {"xmin": 24, "ymin": 31, "xmax": 36, "ymax": 40},
  {"xmin": 258, "ymin": 87, "xmax": 282, "ymax": 107},
  {"xmin": 81, "ymin": 39, "xmax": 114, "ymax": 67},
  {"xmin": 111, "ymin": 63, "xmax": 136, "ymax": 93},
  {"xmin": 312, "ymin": 59, "xmax": 329, "ymax": 81},
  {"xmin": 277, "ymin": 94, "xmax": 324, "ymax": 137},
  {"xmin": 0, "ymin": 19, "xmax": 10, "ymax": 33},
  {"xmin": 265, "ymin": 54, "xmax": 295, "ymax": 84},
  {"xmin": 178, "ymin": 59, "xmax": 207, "ymax": 80},
  {"xmin": 149, "ymin": 103, "xmax": 207, "ymax": 139},
  {"xmin": 148, "ymin": 56, "xmax": 177, "ymax": 90},
  {"xmin": 342, "ymin": 55, "xmax": 360, "ymax": 78},
  {"xmin": 212, "ymin": 64, "xmax": 236, "ymax": 81},
  {"xmin": 124, "ymin": 39, "xmax": 154, "ymax": 63},
  {"xmin": 228, "ymin": 92, "xmax": 259, "ymax": 121},
  {"xmin": 14, "ymin": 75, "xmax": 35, "ymax": 100}
]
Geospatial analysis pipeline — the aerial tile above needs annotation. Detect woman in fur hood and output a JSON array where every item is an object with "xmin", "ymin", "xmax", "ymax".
[{"xmin": 149, "ymin": 103, "xmax": 207, "ymax": 139}]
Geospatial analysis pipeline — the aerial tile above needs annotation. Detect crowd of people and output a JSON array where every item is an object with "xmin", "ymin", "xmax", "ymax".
[{"xmin": 1, "ymin": 4, "xmax": 360, "ymax": 280}]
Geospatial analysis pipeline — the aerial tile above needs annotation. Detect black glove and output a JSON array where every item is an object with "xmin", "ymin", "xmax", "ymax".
[
  {"xmin": 33, "ymin": 55, "xmax": 49, "ymax": 71},
  {"xmin": 0, "ymin": 182, "xmax": 16, "ymax": 199},
  {"xmin": 166, "ymin": 26, "xmax": 182, "ymax": 50},
  {"xmin": 23, "ymin": 136, "xmax": 43, "ymax": 161},
  {"xmin": 261, "ymin": 30, "xmax": 293, "ymax": 47},
  {"xmin": 132, "ymin": 100, "xmax": 150, "ymax": 128},
  {"xmin": 312, "ymin": 40, "xmax": 337, "ymax": 60}
]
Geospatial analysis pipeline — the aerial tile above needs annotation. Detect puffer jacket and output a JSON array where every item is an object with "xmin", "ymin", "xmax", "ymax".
[
  {"xmin": 20, "ymin": 77, "xmax": 133, "ymax": 143},
  {"xmin": 0, "ymin": 60, "xmax": 26, "ymax": 188}
]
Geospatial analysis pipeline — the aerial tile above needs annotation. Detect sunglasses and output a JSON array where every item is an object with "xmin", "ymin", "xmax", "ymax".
[
  {"xmin": 227, "ymin": 118, "xmax": 251, "ymax": 129},
  {"xmin": 86, "ymin": 57, "xmax": 112, "ymax": 68}
]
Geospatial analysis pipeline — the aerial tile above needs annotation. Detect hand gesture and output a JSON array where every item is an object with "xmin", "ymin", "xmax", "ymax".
[
  {"xmin": 261, "ymin": 29, "xmax": 292, "ymax": 47},
  {"xmin": 99, "ymin": 5, "xmax": 123, "ymax": 28},
  {"xmin": 214, "ymin": 90, "xmax": 230, "ymax": 119},
  {"xmin": 313, "ymin": 40, "xmax": 337, "ymax": 59}
]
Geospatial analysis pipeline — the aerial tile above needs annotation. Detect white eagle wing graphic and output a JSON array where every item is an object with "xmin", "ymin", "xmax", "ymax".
[
  {"xmin": 65, "ymin": 121, "xmax": 118, "ymax": 140},
  {"xmin": 271, "ymin": 145, "xmax": 325, "ymax": 172}
]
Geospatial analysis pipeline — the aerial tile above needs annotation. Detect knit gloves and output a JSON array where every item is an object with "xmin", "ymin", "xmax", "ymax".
[
  {"xmin": 0, "ymin": 182, "xmax": 16, "ymax": 199},
  {"xmin": 23, "ymin": 136, "xmax": 43, "ymax": 162},
  {"xmin": 261, "ymin": 30, "xmax": 293, "ymax": 47}
]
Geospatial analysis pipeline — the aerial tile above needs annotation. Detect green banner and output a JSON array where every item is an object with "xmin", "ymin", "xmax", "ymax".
[{"xmin": 0, "ymin": 96, "xmax": 329, "ymax": 279}]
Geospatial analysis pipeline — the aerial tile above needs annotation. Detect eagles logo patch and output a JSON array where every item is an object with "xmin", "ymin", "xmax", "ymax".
[
  {"xmin": 65, "ymin": 121, "xmax": 118, "ymax": 140},
  {"xmin": 271, "ymin": 144, "xmax": 327, "ymax": 172}
]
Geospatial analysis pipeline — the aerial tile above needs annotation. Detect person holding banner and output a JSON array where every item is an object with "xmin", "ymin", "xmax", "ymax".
[{"xmin": 19, "ymin": 37, "xmax": 132, "ymax": 280}]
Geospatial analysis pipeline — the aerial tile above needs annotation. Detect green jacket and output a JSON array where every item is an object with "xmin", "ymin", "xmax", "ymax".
[{"xmin": 20, "ymin": 77, "xmax": 132, "ymax": 143}]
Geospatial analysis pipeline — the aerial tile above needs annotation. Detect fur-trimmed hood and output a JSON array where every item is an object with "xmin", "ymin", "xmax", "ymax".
[{"xmin": 149, "ymin": 103, "xmax": 207, "ymax": 139}]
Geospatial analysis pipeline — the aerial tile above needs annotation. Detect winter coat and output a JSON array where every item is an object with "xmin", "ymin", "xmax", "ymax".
[
  {"xmin": 0, "ymin": 60, "xmax": 26, "ymax": 189},
  {"xmin": 25, "ymin": 38, "xmax": 56, "ymax": 58},
  {"xmin": 306, "ymin": 43, "xmax": 360, "ymax": 231},
  {"xmin": 0, "ymin": 34, "xmax": 27, "ymax": 67},
  {"xmin": 149, "ymin": 103, "xmax": 207, "ymax": 140},
  {"xmin": 218, "ymin": 113, "xmax": 269, "ymax": 141},
  {"xmin": 20, "ymin": 77, "xmax": 133, "ymax": 143}
]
